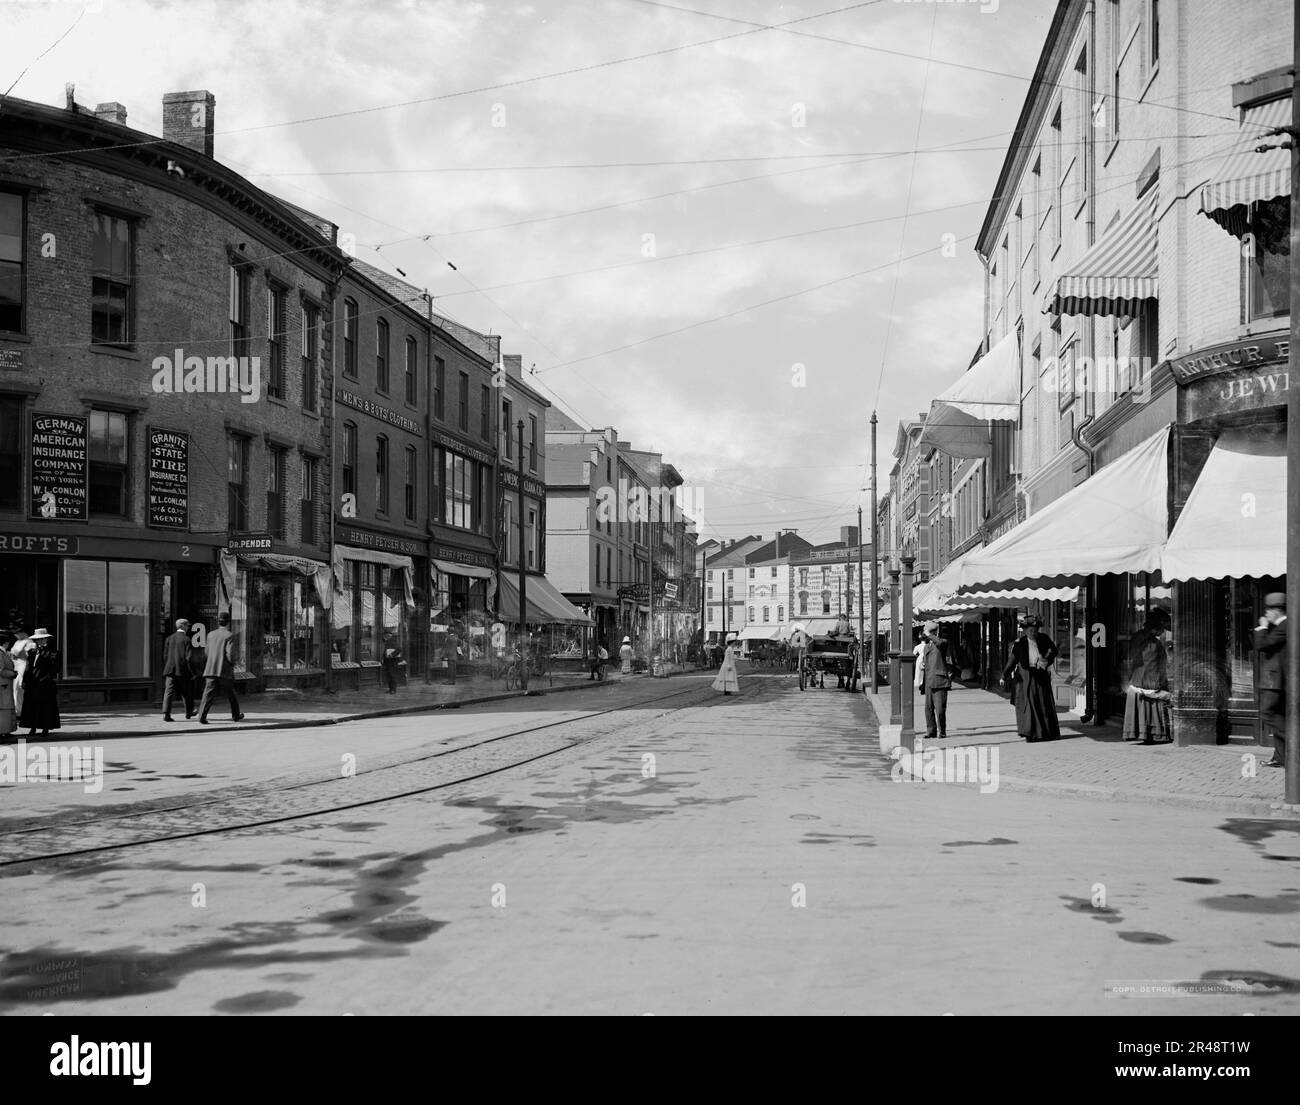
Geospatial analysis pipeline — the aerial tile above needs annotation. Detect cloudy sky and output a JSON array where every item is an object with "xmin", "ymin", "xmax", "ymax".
[{"xmin": 7, "ymin": 0, "xmax": 1056, "ymax": 545}]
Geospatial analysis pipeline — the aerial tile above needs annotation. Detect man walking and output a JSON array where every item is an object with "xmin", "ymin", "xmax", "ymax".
[
  {"xmin": 1254, "ymin": 592, "xmax": 1288, "ymax": 767},
  {"xmin": 198, "ymin": 611, "xmax": 244, "ymax": 725},
  {"xmin": 919, "ymin": 620, "xmax": 953, "ymax": 739},
  {"xmin": 162, "ymin": 617, "xmax": 196, "ymax": 721}
]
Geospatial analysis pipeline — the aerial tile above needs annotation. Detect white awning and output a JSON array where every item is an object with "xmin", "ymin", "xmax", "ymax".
[
  {"xmin": 957, "ymin": 425, "xmax": 1171, "ymax": 592},
  {"xmin": 334, "ymin": 544, "xmax": 414, "ymax": 607},
  {"xmin": 1044, "ymin": 188, "xmax": 1159, "ymax": 317},
  {"xmin": 1163, "ymin": 427, "xmax": 1286, "ymax": 581},
  {"xmin": 1199, "ymin": 97, "xmax": 1291, "ymax": 237},
  {"xmin": 916, "ymin": 331, "xmax": 1020, "ymax": 459}
]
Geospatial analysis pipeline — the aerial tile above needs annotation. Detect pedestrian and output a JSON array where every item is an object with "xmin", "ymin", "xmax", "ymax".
[
  {"xmin": 382, "ymin": 640, "xmax": 406, "ymax": 694},
  {"xmin": 1001, "ymin": 614, "xmax": 1061, "ymax": 742},
  {"xmin": 620, "ymin": 636, "xmax": 634, "ymax": 675},
  {"xmin": 589, "ymin": 640, "xmax": 609, "ymax": 680},
  {"xmin": 0, "ymin": 630, "xmax": 17, "ymax": 739},
  {"xmin": 9, "ymin": 628, "xmax": 34, "ymax": 719},
  {"xmin": 1123, "ymin": 609, "xmax": 1172, "ymax": 744},
  {"xmin": 162, "ymin": 617, "xmax": 196, "ymax": 722},
  {"xmin": 18, "ymin": 627, "xmax": 60, "ymax": 737},
  {"xmin": 198, "ymin": 611, "xmax": 244, "ymax": 724},
  {"xmin": 712, "ymin": 641, "xmax": 740, "ymax": 695},
  {"xmin": 1253, "ymin": 592, "xmax": 1287, "ymax": 768},
  {"xmin": 444, "ymin": 625, "xmax": 459, "ymax": 685},
  {"xmin": 918, "ymin": 620, "xmax": 953, "ymax": 739}
]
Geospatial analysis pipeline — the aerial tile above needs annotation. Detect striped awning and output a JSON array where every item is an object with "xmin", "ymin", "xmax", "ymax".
[
  {"xmin": 1043, "ymin": 187, "xmax": 1159, "ymax": 317},
  {"xmin": 1199, "ymin": 97, "xmax": 1291, "ymax": 237}
]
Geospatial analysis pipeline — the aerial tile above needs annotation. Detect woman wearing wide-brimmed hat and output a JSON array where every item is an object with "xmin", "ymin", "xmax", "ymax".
[
  {"xmin": 18, "ymin": 627, "xmax": 61, "ymax": 737},
  {"xmin": 619, "ymin": 636, "xmax": 634, "ymax": 676},
  {"xmin": 0, "ymin": 630, "xmax": 18, "ymax": 738},
  {"xmin": 1001, "ymin": 614, "xmax": 1061, "ymax": 742}
]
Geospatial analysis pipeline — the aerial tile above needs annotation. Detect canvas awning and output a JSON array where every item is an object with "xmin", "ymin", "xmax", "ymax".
[
  {"xmin": 737, "ymin": 625, "xmax": 780, "ymax": 641},
  {"xmin": 219, "ymin": 551, "xmax": 333, "ymax": 609},
  {"xmin": 916, "ymin": 332, "xmax": 1020, "ymax": 458},
  {"xmin": 497, "ymin": 573, "xmax": 593, "ymax": 625},
  {"xmin": 1043, "ymin": 187, "xmax": 1159, "ymax": 317},
  {"xmin": 1162, "ymin": 427, "xmax": 1286, "ymax": 581},
  {"xmin": 1199, "ymin": 97, "xmax": 1291, "ymax": 237},
  {"xmin": 956, "ymin": 425, "xmax": 1171, "ymax": 592},
  {"xmin": 334, "ymin": 544, "xmax": 414, "ymax": 607},
  {"xmin": 912, "ymin": 554, "xmax": 1076, "ymax": 615}
]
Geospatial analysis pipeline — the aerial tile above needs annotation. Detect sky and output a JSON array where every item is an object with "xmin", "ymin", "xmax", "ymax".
[{"xmin": 5, "ymin": 0, "xmax": 1058, "ymax": 546}]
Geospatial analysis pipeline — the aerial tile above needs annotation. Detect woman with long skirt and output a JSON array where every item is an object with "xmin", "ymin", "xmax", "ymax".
[
  {"xmin": 18, "ymin": 628, "xmax": 61, "ymax": 738},
  {"xmin": 712, "ymin": 643, "xmax": 740, "ymax": 696},
  {"xmin": 0, "ymin": 632, "xmax": 17, "ymax": 739},
  {"xmin": 1001, "ymin": 614, "xmax": 1061, "ymax": 742}
]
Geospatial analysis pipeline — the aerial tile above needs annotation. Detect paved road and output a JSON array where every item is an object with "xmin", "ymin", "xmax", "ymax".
[{"xmin": 2, "ymin": 672, "xmax": 1298, "ymax": 1015}]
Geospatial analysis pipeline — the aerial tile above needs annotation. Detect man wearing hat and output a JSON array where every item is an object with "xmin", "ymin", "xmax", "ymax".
[
  {"xmin": 1254, "ymin": 592, "xmax": 1288, "ymax": 767},
  {"xmin": 918, "ymin": 620, "xmax": 953, "ymax": 739},
  {"xmin": 162, "ymin": 617, "xmax": 196, "ymax": 722}
]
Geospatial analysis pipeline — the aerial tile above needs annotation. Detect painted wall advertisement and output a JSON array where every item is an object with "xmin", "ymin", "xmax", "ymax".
[
  {"xmin": 147, "ymin": 428, "xmax": 189, "ymax": 530},
  {"xmin": 29, "ymin": 413, "xmax": 87, "ymax": 521}
]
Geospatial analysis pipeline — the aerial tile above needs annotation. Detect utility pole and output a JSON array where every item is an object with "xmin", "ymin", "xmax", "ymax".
[
  {"xmin": 517, "ymin": 419, "xmax": 527, "ymax": 694},
  {"xmin": 870, "ymin": 411, "xmax": 880, "ymax": 693},
  {"xmin": 1287, "ymin": 1, "xmax": 1300, "ymax": 804},
  {"xmin": 857, "ymin": 504, "xmax": 866, "ymax": 688}
]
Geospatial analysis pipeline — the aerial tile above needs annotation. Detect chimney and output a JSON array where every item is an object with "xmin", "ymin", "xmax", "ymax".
[
  {"xmin": 503, "ymin": 353, "xmax": 523, "ymax": 381},
  {"xmin": 162, "ymin": 90, "xmax": 215, "ymax": 159},
  {"xmin": 840, "ymin": 525, "xmax": 859, "ymax": 547},
  {"xmin": 95, "ymin": 102, "xmax": 128, "ymax": 126}
]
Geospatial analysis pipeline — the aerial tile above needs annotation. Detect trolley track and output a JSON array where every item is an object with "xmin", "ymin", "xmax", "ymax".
[{"xmin": 0, "ymin": 673, "xmax": 780, "ymax": 869}]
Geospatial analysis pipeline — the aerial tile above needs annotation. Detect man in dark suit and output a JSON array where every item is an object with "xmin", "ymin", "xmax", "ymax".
[
  {"xmin": 198, "ymin": 611, "xmax": 244, "ymax": 724},
  {"xmin": 1254, "ymin": 592, "xmax": 1287, "ymax": 767},
  {"xmin": 161, "ymin": 618, "xmax": 196, "ymax": 721},
  {"xmin": 919, "ymin": 620, "xmax": 953, "ymax": 739}
]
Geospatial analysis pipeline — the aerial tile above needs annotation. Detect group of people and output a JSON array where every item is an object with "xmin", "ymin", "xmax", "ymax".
[
  {"xmin": 0, "ymin": 627, "xmax": 61, "ymax": 739},
  {"xmin": 161, "ymin": 612, "xmax": 244, "ymax": 724},
  {"xmin": 587, "ymin": 637, "xmax": 637, "ymax": 680}
]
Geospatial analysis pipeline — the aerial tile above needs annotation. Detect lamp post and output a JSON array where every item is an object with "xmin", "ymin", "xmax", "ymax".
[
  {"xmin": 899, "ymin": 554, "xmax": 917, "ymax": 751},
  {"xmin": 888, "ymin": 567, "xmax": 901, "ymax": 724},
  {"xmin": 517, "ymin": 419, "xmax": 527, "ymax": 694},
  {"xmin": 857, "ymin": 504, "xmax": 866, "ymax": 690},
  {"xmin": 870, "ymin": 411, "xmax": 879, "ymax": 693}
]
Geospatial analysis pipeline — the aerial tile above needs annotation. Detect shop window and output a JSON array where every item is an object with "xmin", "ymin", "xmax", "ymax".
[
  {"xmin": 405, "ymin": 336, "xmax": 418, "ymax": 406},
  {"xmin": 404, "ymin": 445, "xmax": 417, "ymax": 522},
  {"xmin": 375, "ymin": 434, "xmax": 389, "ymax": 514},
  {"xmin": 227, "ymin": 433, "xmax": 249, "ymax": 531},
  {"xmin": 62, "ymin": 559, "xmax": 149, "ymax": 679},
  {"xmin": 342, "ymin": 298, "xmax": 358, "ymax": 378},
  {"xmin": 92, "ymin": 211, "xmax": 134, "ymax": 346},
  {"xmin": 266, "ymin": 284, "xmax": 286, "ymax": 400},
  {"xmin": 433, "ymin": 355, "xmax": 445, "ymax": 420},
  {"xmin": 342, "ymin": 422, "xmax": 357, "ymax": 496},
  {"xmin": 1244, "ymin": 197, "xmax": 1289, "ymax": 323},
  {"xmin": 228, "ymin": 263, "xmax": 250, "ymax": 359},
  {"xmin": 0, "ymin": 190, "xmax": 25, "ymax": 333},
  {"xmin": 358, "ymin": 561, "xmax": 380, "ymax": 662},
  {"xmin": 457, "ymin": 371, "xmax": 468, "ymax": 431},
  {"xmin": 266, "ymin": 445, "xmax": 286, "ymax": 538},
  {"xmin": 0, "ymin": 396, "xmax": 22, "ymax": 510},
  {"xmin": 88, "ymin": 409, "xmax": 128, "ymax": 517},
  {"xmin": 300, "ymin": 455, "xmax": 318, "ymax": 545},
  {"xmin": 301, "ymin": 301, "xmax": 318, "ymax": 412},
  {"xmin": 376, "ymin": 318, "xmax": 390, "ymax": 394}
]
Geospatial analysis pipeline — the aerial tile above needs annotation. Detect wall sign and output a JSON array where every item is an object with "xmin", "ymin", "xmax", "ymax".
[
  {"xmin": 0, "ymin": 348, "xmax": 22, "ymax": 371},
  {"xmin": 147, "ymin": 428, "xmax": 189, "ymax": 530},
  {"xmin": 432, "ymin": 543, "xmax": 494, "ymax": 568},
  {"xmin": 337, "ymin": 525, "xmax": 423, "ymax": 557},
  {"xmin": 1170, "ymin": 331, "xmax": 1289, "ymax": 385},
  {"xmin": 0, "ymin": 533, "xmax": 79, "ymax": 554},
  {"xmin": 29, "ymin": 414, "xmax": 87, "ymax": 521},
  {"xmin": 227, "ymin": 533, "xmax": 273, "ymax": 552},
  {"xmin": 336, "ymin": 389, "xmax": 421, "ymax": 435}
]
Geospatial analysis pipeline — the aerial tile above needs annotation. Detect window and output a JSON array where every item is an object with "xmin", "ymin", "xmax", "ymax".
[
  {"xmin": 63, "ymin": 560, "xmax": 149, "ymax": 680},
  {"xmin": 748, "ymin": 606, "xmax": 755, "ymax": 622},
  {"xmin": 227, "ymin": 433, "xmax": 249, "ymax": 531},
  {"xmin": 528, "ymin": 414, "xmax": 538, "ymax": 471},
  {"xmin": 1031, "ymin": 157, "xmax": 1042, "ymax": 287},
  {"xmin": 605, "ymin": 547, "xmax": 611, "ymax": 587},
  {"xmin": 404, "ymin": 445, "xmax": 417, "ymax": 522},
  {"xmin": 92, "ymin": 212, "xmax": 133, "ymax": 345},
  {"xmin": 762, "ymin": 606, "xmax": 769, "ymax": 623},
  {"xmin": 480, "ymin": 384, "xmax": 490, "ymax": 440},
  {"xmin": 376, "ymin": 318, "xmax": 390, "ymax": 393},
  {"xmin": 336, "ymin": 298, "xmax": 355, "ymax": 378},
  {"xmin": 1148, "ymin": 0, "xmax": 1159, "ymax": 70},
  {"xmin": 526, "ymin": 505, "xmax": 538, "ymax": 569},
  {"xmin": 748, "ymin": 567, "xmax": 755, "ymax": 578},
  {"xmin": 1051, "ymin": 107, "xmax": 1063, "ymax": 253},
  {"xmin": 375, "ymin": 435, "xmax": 389, "ymax": 514},
  {"xmin": 798, "ymin": 591, "xmax": 808, "ymax": 615},
  {"xmin": 1075, "ymin": 48, "xmax": 1089, "ymax": 209},
  {"xmin": 502, "ymin": 497, "xmax": 514, "ymax": 565},
  {"xmin": 502, "ymin": 399, "xmax": 513, "ymax": 458},
  {"xmin": 442, "ymin": 450, "xmax": 475, "ymax": 529},
  {"xmin": 1245, "ymin": 198, "xmax": 1289, "ymax": 323},
  {"xmin": 266, "ymin": 445, "xmax": 286, "ymax": 538},
  {"xmin": 266, "ymin": 285, "xmax": 286, "ymax": 399},
  {"xmin": 301, "ymin": 302, "xmax": 318, "ymax": 412},
  {"xmin": 771, "ymin": 566, "xmax": 778, "ymax": 577},
  {"xmin": 88, "ymin": 409, "xmax": 128, "ymax": 516},
  {"xmin": 821, "ymin": 591, "xmax": 831, "ymax": 615},
  {"xmin": 457, "ymin": 371, "xmax": 468, "ymax": 431},
  {"xmin": 433, "ymin": 355, "xmax": 446, "ymax": 420},
  {"xmin": 405, "ymin": 336, "xmax": 417, "ymax": 406},
  {"xmin": 1108, "ymin": 0, "xmax": 1121, "ymax": 145},
  {"xmin": 707, "ymin": 585, "xmax": 714, "ymax": 600},
  {"xmin": 0, "ymin": 191, "xmax": 24, "ymax": 332},
  {"xmin": 777, "ymin": 605, "xmax": 784, "ymax": 622},
  {"xmin": 342, "ymin": 422, "xmax": 357, "ymax": 496},
  {"xmin": 227, "ymin": 264, "xmax": 251, "ymax": 361},
  {"xmin": 0, "ymin": 396, "xmax": 20, "ymax": 510},
  {"xmin": 300, "ymin": 455, "xmax": 318, "ymax": 544},
  {"xmin": 727, "ymin": 568, "xmax": 734, "ymax": 580}
]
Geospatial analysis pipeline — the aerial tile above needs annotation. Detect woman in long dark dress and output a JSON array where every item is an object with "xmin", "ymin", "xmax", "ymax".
[
  {"xmin": 1123, "ymin": 611, "xmax": 1172, "ymax": 743},
  {"xmin": 18, "ymin": 628, "xmax": 61, "ymax": 737},
  {"xmin": 1001, "ymin": 615, "xmax": 1061, "ymax": 742}
]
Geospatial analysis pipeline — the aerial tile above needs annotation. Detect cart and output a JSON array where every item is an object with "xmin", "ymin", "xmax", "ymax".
[{"xmin": 793, "ymin": 625, "xmax": 860, "ymax": 692}]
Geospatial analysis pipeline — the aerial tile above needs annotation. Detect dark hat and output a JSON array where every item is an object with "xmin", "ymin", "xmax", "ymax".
[
  {"xmin": 1264, "ymin": 592, "xmax": 1286, "ymax": 609},
  {"xmin": 1022, "ymin": 614, "xmax": 1043, "ymax": 628}
]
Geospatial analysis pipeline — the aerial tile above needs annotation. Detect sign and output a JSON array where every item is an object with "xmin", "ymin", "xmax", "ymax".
[
  {"xmin": 29, "ymin": 414, "xmax": 87, "ymax": 521},
  {"xmin": 0, "ymin": 533, "xmax": 79, "ymax": 554},
  {"xmin": 227, "ymin": 533, "xmax": 273, "ymax": 552},
  {"xmin": 663, "ymin": 582, "xmax": 678, "ymax": 600},
  {"xmin": 1182, "ymin": 364, "xmax": 1291, "ymax": 423},
  {"xmin": 1170, "ymin": 331, "xmax": 1289, "ymax": 385},
  {"xmin": 430, "ymin": 430, "xmax": 494, "ymax": 468},
  {"xmin": 147, "ymin": 428, "xmax": 189, "ymax": 530},
  {"xmin": 336, "ymin": 389, "xmax": 422, "ymax": 435},
  {"xmin": 0, "ymin": 348, "xmax": 22, "ymax": 371},
  {"xmin": 336, "ymin": 525, "xmax": 423, "ymax": 557},
  {"xmin": 500, "ymin": 468, "xmax": 546, "ymax": 499},
  {"xmin": 432, "ymin": 542, "xmax": 494, "ymax": 568}
]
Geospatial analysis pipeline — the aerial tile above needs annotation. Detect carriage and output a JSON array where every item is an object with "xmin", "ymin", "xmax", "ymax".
[{"xmin": 789, "ymin": 618, "xmax": 860, "ymax": 692}]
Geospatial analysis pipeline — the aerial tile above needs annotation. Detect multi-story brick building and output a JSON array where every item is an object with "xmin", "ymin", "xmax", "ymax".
[{"xmin": 0, "ymin": 89, "xmax": 346, "ymax": 704}]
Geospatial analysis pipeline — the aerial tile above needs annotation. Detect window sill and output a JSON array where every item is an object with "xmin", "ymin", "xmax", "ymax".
[
  {"xmin": 300, "ymin": 407, "xmax": 320, "ymax": 419},
  {"xmin": 1237, "ymin": 315, "xmax": 1289, "ymax": 338},
  {"xmin": 91, "ymin": 344, "xmax": 140, "ymax": 361},
  {"xmin": 0, "ymin": 331, "xmax": 31, "ymax": 344},
  {"xmin": 266, "ymin": 393, "xmax": 287, "ymax": 407}
]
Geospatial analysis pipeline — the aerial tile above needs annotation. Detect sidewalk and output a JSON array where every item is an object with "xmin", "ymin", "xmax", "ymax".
[
  {"xmin": 864, "ymin": 681, "xmax": 1296, "ymax": 816},
  {"xmin": 8, "ymin": 668, "xmax": 677, "ymax": 741}
]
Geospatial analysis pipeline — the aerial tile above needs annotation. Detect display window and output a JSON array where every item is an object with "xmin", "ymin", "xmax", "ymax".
[{"xmin": 62, "ymin": 559, "xmax": 150, "ymax": 679}]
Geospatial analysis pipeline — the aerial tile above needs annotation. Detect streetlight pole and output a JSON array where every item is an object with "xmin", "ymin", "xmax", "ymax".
[
  {"xmin": 870, "ymin": 410, "xmax": 880, "ymax": 693},
  {"xmin": 517, "ymin": 419, "xmax": 527, "ymax": 694}
]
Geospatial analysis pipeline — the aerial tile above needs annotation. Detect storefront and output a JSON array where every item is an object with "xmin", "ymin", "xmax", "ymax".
[
  {"xmin": 430, "ymin": 541, "xmax": 497, "ymax": 673},
  {"xmin": 496, "ymin": 571, "xmax": 593, "ymax": 665},
  {"xmin": 332, "ymin": 524, "xmax": 424, "ymax": 689}
]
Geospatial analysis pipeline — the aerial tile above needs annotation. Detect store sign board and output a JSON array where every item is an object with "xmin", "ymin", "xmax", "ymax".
[
  {"xmin": 29, "ymin": 414, "xmax": 87, "ymax": 521},
  {"xmin": 337, "ymin": 525, "xmax": 423, "ymax": 557},
  {"xmin": 147, "ymin": 428, "xmax": 189, "ymax": 530},
  {"xmin": 500, "ymin": 468, "xmax": 546, "ymax": 499},
  {"xmin": 227, "ymin": 533, "xmax": 273, "ymax": 552},
  {"xmin": 1182, "ymin": 364, "xmax": 1291, "ymax": 422},
  {"xmin": 0, "ymin": 348, "xmax": 22, "ymax": 370},
  {"xmin": 431, "ymin": 430, "xmax": 494, "ymax": 468},
  {"xmin": 1170, "ymin": 332, "xmax": 1289, "ymax": 385},
  {"xmin": 336, "ymin": 389, "xmax": 421, "ymax": 435},
  {"xmin": 0, "ymin": 533, "xmax": 79, "ymax": 554},
  {"xmin": 432, "ymin": 543, "xmax": 494, "ymax": 568}
]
